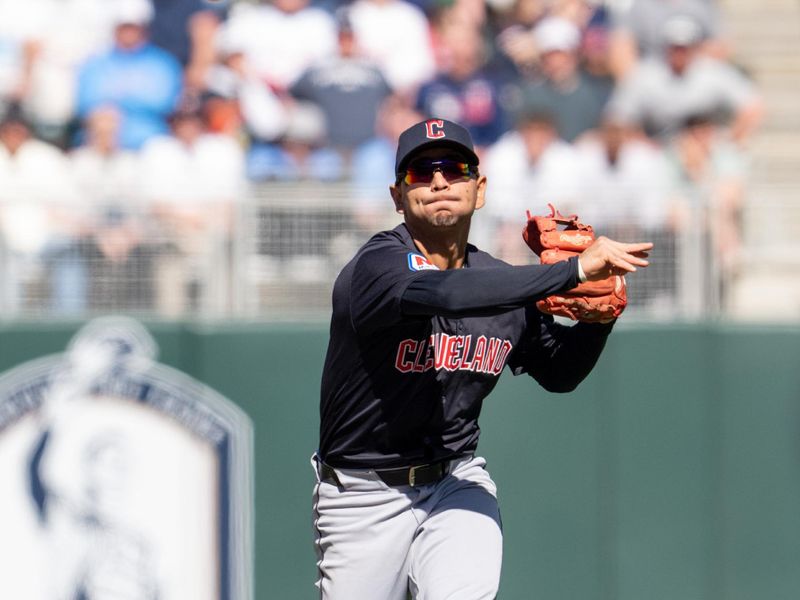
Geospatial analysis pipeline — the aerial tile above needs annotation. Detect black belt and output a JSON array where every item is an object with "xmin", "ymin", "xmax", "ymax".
[{"xmin": 319, "ymin": 460, "xmax": 451, "ymax": 488}]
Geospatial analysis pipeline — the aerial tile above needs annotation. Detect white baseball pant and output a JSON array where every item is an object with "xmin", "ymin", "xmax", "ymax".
[{"xmin": 311, "ymin": 454, "xmax": 503, "ymax": 599}]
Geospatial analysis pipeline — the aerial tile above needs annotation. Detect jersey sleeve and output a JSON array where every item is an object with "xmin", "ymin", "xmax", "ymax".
[
  {"xmin": 350, "ymin": 240, "xmax": 580, "ymax": 335},
  {"xmin": 507, "ymin": 306, "xmax": 614, "ymax": 392},
  {"xmin": 349, "ymin": 240, "xmax": 431, "ymax": 335},
  {"xmin": 400, "ymin": 259, "xmax": 578, "ymax": 318}
]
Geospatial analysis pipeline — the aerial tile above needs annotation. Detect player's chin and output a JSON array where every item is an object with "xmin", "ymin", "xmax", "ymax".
[{"xmin": 430, "ymin": 212, "xmax": 459, "ymax": 227}]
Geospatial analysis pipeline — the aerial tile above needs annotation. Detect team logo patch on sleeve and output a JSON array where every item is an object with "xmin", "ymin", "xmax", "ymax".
[{"xmin": 408, "ymin": 253, "xmax": 439, "ymax": 271}]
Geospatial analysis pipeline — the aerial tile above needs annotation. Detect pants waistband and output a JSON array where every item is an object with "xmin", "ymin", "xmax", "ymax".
[{"xmin": 318, "ymin": 458, "xmax": 459, "ymax": 488}]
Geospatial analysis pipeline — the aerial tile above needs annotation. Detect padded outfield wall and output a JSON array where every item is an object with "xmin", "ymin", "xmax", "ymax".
[{"xmin": 1, "ymin": 321, "xmax": 798, "ymax": 600}]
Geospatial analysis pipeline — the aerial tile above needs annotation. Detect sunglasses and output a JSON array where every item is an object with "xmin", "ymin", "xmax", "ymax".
[{"xmin": 401, "ymin": 158, "xmax": 478, "ymax": 185}]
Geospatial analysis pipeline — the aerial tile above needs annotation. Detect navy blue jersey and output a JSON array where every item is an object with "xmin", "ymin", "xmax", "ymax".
[{"xmin": 319, "ymin": 223, "xmax": 613, "ymax": 469}]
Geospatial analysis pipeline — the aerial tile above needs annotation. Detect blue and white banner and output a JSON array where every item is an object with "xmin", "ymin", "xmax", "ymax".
[{"xmin": 0, "ymin": 317, "xmax": 253, "ymax": 600}]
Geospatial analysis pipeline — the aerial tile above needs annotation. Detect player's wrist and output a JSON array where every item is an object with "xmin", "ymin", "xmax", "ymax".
[{"xmin": 576, "ymin": 258, "xmax": 587, "ymax": 283}]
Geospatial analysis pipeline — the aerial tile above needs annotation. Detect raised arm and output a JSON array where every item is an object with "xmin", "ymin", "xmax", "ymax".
[{"xmin": 401, "ymin": 259, "xmax": 579, "ymax": 318}]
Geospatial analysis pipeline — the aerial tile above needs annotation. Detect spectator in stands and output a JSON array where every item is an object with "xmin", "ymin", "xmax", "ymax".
[
  {"xmin": 206, "ymin": 28, "xmax": 290, "ymax": 145},
  {"xmin": 218, "ymin": 0, "xmax": 337, "ymax": 93},
  {"xmin": 492, "ymin": 0, "xmax": 549, "ymax": 79},
  {"xmin": 478, "ymin": 110, "xmax": 581, "ymax": 263},
  {"xmin": 138, "ymin": 98, "xmax": 246, "ymax": 315},
  {"xmin": 664, "ymin": 113, "xmax": 747, "ymax": 290},
  {"xmin": 350, "ymin": 95, "xmax": 422, "ymax": 220},
  {"xmin": 606, "ymin": 14, "xmax": 763, "ymax": 144},
  {"xmin": 574, "ymin": 117, "xmax": 675, "ymax": 310},
  {"xmin": 0, "ymin": 105, "xmax": 83, "ymax": 314},
  {"xmin": 289, "ymin": 9, "xmax": 392, "ymax": 159},
  {"xmin": 432, "ymin": 0, "xmax": 489, "ymax": 31},
  {"xmin": 69, "ymin": 106, "xmax": 155, "ymax": 311},
  {"xmin": 548, "ymin": 0, "xmax": 599, "ymax": 26},
  {"xmin": 492, "ymin": 0, "xmax": 603, "ymax": 80},
  {"xmin": 415, "ymin": 22, "xmax": 510, "ymax": 151},
  {"xmin": 201, "ymin": 89, "xmax": 246, "ymax": 139},
  {"xmin": 518, "ymin": 16, "xmax": 613, "ymax": 142},
  {"xmin": 246, "ymin": 102, "xmax": 343, "ymax": 182},
  {"xmin": 573, "ymin": 117, "xmax": 670, "ymax": 233},
  {"xmin": 76, "ymin": 0, "xmax": 183, "ymax": 151},
  {"xmin": 579, "ymin": 6, "xmax": 615, "ymax": 91},
  {"xmin": 430, "ymin": 0, "xmax": 526, "ymax": 114},
  {"xmin": 71, "ymin": 107, "xmax": 140, "ymax": 204},
  {"xmin": 148, "ymin": 0, "xmax": 229, "ymax": 93},
  {"xmin": 0, "ymin": 1, "xmax": 35, "ymax": 116},
  {"xmin": 0, "ymin": 0, "xmax": 116, "ymax": 147},
  {"xmin": 607, "ymin": 0, "xmax": 730, "ymax": 79},
  {"xmin": 347, "ymin": 0, "xmax": 437, "ymax": 96},
  {"xmin": 246, "ymin": 103, "xmax": 349, "ymax": 282}
]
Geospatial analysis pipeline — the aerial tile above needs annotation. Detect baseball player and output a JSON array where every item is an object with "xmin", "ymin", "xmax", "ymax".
[{"xmin": 312, "ymin": 118, "xmax": 652, "ymax": 599}]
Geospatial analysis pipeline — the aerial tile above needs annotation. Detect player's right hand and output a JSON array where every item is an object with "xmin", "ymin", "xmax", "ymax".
[{"xmin": 578, "ymin": 237, "xmax": 653, "ymax": 282}]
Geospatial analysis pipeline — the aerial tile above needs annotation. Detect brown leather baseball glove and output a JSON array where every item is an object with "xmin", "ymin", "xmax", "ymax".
[{"xmin": 523, "ymin": 204, "xmax": 627, "ymax": 322}]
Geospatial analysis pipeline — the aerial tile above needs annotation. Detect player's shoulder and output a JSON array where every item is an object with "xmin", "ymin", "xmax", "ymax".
[
  {"xmin": 358, "ymin": 225, "xmax": 409, "ymax": 257},
  {"xmin": 332, "ymin": 224, "xmax": 425, "ymax": 305},
  {"xmin": 337, "ymin": 225, "xmax": 411, "ymax": 275}
]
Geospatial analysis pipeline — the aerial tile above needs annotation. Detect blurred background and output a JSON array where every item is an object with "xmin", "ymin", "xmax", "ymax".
[
  {"xmin": 0, "ymin": 0, "xmax": 798, "ymax": 598},
  {"xmin": 0, "ymin": 0, "xmax": 795, "ymax": 322}
]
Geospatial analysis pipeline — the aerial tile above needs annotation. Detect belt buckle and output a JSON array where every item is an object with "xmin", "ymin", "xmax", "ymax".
[{"xmin": 408, "ymin": 463, "xmax": 428, "ymax": 487}]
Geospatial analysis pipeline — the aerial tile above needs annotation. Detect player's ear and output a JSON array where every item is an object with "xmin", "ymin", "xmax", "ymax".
[
  {"xmin": 390, "ymin": 184, "xmax": 404, "ymax": 213},
  {"xmin": 474, "ymin": 175, "xmax": 487, "ymax": 211}
]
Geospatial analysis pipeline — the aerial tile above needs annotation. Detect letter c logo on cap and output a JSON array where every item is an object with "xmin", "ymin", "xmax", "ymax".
[{"xmin": 425, "ymin": 119, "xmax": 445, "ymax": 139}]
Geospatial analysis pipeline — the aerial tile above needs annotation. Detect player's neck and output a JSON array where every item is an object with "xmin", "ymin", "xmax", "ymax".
[{"xmin": 409, "ymin": 227, "xmax": 469, "ymax": 270}]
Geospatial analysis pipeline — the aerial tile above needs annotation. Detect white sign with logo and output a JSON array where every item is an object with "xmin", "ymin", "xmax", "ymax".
[{"xmin": 0, "ymin": 317, "xmax": 253, "ymax": 600}]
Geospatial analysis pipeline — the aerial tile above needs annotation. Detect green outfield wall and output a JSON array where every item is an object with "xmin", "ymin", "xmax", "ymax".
[{"xmin": 1, "ymin": 321, "xmax": 799, "ymax": 599}]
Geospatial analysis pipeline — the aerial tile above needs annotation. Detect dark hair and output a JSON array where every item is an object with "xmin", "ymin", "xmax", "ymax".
[
  {"xmin": 682, "ymin": 112, "xmax": 717, "ymax": 129},
  {"xmin": 334, "ymin": 6, "xmax": 354, "ymax": 33},
  {"xmin": 167, "ymin": 95, "xmax": 206, "ymax": 126},
  {"xmin": 0, "ymin": 102, "xmax": 29, "ymax": 130}
]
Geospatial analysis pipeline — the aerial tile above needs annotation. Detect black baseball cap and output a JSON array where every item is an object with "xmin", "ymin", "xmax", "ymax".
[{"xmin": 395, "ymin": 118, "xmax": 479, "ymax": 179}]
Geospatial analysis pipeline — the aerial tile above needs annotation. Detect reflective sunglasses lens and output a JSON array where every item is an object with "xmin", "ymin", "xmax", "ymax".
[{"xmin": 404, "ymin": 159, "xmax": 472, "ymax": 184}]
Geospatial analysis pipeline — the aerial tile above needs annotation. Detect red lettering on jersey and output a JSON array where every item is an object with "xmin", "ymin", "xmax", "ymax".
[
  {"xmin": 444, "ymin": 335, "xmax": 461, "ymax": 370},
  {"xmin": 425, "ymin": 119, "xmax": 445, "ymax": 139},
  {"xmin": 491, "ymin": 340, "xmax": 513, "ymax": 375},
  {"xmin": 395, "ymin": 339, "xmax": 417, "ymax": 373},
  {"xmin": 471, "ymin": 336, "xmax": 487, "ymax": 372},
  {"xmin": 412, "ymin": 338, "xmax": 428, "ymax": 372},
  {"xmin": 394, "ymin": 334, "xmax": 511, "ymax": 375},
  {"xmin": 459, "ymin": 335, "xmax": 473, "ymax": 370},
  {"xmin": 433, "ymin": 333, "xmax": 447, "ymax": 370},
  {"xmin": 484, "ymin": 338, "xmax": 501, "ymax": 373},
  {"xmin": 502, "ymin": 340, "xmax": 513, "ymax": 368},
  {"xmin": 423, "ymin": 334, "xmax": 435, "ymax": 371}
]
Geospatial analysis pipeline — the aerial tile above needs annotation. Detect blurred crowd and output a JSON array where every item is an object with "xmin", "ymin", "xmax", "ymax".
[{"xmin": 0, "ymin": 0, "xmax": 764, "ymax": 316}]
